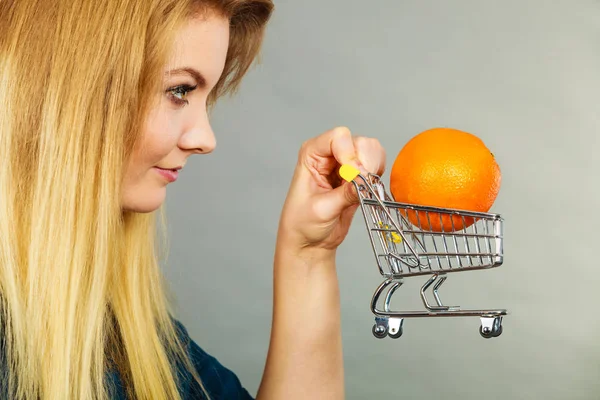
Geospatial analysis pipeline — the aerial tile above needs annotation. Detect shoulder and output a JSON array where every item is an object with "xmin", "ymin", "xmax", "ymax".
[{"xmin": 172, "ymin": 319, "xmax": 255, "ymax": 400}]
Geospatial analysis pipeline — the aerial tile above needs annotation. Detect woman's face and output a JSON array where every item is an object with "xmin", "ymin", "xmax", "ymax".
[{"xmin": 121, "ymin": 13, "xmax": 230, "ymax": 212}]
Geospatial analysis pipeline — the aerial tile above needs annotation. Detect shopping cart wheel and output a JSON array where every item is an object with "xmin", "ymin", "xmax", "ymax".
[
  {"xmin": 388, "ymin": 326, "xmax": 403, "ymax": 339},
  {"xmin": 492, "ymin": 325, "xmax": 503, "ymax": 337},
  {"xmin": 479, "ymin": 325, "xmax": 494, "ymax": 339},
  {"xmin": 491, "ymin": 317, "xmax": 503, "ymax": 337},
  {"xmin": 479, "ymin": 317, "xmax": 503, "ymax": 339},
  {"xmin": 372, "ymin": 324, "xmax": 388, "ymax": 339},
  {"xmin": 387, "ymin": 318, "xmax": 404, "ymax": 339}
]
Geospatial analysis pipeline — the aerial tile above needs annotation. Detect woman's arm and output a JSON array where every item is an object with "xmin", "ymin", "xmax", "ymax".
[
  {"xmin": 257, "ymin": 241, "xmax": 344, "ymax": 399},
  {"xmin": 256, "ymin": 127, "xmax": 385, "ymax": 400}
]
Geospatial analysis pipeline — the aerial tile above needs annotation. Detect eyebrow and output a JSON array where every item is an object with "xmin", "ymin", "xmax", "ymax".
[{"xmin": 165, "ymin": 67, "xmax": 207, "ymax": 88}]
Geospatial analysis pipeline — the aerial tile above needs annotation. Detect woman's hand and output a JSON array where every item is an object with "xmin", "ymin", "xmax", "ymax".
[
  {"xmin": 278, "ymin": 126, "xmax": 386, "ymax": 254},
  {"xmin": 257, "ymin": 126, "xmax": 386, "ymax": 400}
]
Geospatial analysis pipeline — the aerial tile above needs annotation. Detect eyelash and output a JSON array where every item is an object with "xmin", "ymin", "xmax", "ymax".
[{"xmin": 166, "ymin": 84, "xmax": 198, "ymax": 106}]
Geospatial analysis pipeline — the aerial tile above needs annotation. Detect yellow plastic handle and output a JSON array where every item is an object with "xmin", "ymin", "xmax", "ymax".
[{"xmin": 339, "ymin": 164, "xmax": 360, "ymax": 182}]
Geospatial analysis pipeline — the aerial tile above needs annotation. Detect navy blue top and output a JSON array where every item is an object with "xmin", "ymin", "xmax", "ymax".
[
  {"xmin": 106, "ymin": 320, "xmax": 254, "ymax": 399},
  {"xmin": 1, "ymin": 320, "xmax": 253, "ymax": 400}
]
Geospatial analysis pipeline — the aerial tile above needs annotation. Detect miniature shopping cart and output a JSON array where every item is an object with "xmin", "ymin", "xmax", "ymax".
[{"xmin": 339, "ymin": 165, "xmax": 507, "ymax": 339}]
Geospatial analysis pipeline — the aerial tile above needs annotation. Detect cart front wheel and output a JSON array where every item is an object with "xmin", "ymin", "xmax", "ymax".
[
  {"xmin": 492, "ymin": 325, "xmax": 503, "ymax": 337},
  {"xmin": 387, "ymin": 317, "xmax": 404, "ymax": 339},
  {"xmin": 372, "ymin": 324, "xmax": 388, "ymax": 339},
  {"xmin": 492, "ymin": 318, "xmax": 503, "ymax": 337},
  {"xmin": 388, "ymin": 326, "xmax": 403, "ymax": 339}
]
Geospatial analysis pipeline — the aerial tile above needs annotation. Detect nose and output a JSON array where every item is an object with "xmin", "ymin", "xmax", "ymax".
[{"xmin": 178, "ymin": 108, "xmax": 216, "ymax": 154}]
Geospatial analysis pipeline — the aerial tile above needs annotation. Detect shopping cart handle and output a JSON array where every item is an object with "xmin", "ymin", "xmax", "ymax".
[{"xmin": 339, "ymin": 164, "xmax": 361, "ymax": 182}]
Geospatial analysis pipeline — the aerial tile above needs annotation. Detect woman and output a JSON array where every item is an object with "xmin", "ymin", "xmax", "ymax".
[{"xmin": 0, "ymin": 0, "xmax": 385, "ymax": 399}]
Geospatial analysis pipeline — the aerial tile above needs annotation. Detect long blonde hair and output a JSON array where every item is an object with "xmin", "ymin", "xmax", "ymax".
[{"xmin": 0, "ymin": 0, "xmax": 273, "ymax": 399}]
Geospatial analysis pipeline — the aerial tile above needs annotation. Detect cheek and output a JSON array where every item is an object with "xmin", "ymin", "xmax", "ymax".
[
  {"xmin": 136, "ymin": 109, "xmax": 181, "ymax": 167},
  {"xmin": 140, "ymin": 130, "xmax": 179, "ymax": 164}
]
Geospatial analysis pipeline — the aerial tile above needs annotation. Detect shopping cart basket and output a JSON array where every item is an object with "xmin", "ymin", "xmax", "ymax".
[{"xmin": 340, "ymin": 164, "xmax": 507, "ymax": 339}]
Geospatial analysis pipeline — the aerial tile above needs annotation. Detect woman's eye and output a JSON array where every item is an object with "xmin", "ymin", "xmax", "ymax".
[{"xmin": 167, "ymin": 84, "xmax": 197, "ymax": 105}]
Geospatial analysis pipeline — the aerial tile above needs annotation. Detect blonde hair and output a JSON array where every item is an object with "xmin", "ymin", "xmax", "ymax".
[{"xmin": 0, "ymin": 0, "xmax": 273, "ymax": 399}]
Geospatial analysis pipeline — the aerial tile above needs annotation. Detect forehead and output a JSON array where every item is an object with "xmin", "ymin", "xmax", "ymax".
[{"xmin": 166, "ymin": 14, "xmax": 230, "ymax": 84}]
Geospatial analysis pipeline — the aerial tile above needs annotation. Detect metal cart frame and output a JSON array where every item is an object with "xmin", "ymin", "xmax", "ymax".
[{"xmin": 347, "ymin": 170, "xmax": 507, "ymax": 339}]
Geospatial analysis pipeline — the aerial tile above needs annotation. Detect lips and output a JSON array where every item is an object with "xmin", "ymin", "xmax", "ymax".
[{"xmin": 154, "ymin": 167, "xmax": 179, "ymax": 182}]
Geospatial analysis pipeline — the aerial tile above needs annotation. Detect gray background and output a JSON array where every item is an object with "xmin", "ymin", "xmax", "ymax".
[{"xmin": 163, "ymin": 1, "xmax": 600, "ymax": 399}]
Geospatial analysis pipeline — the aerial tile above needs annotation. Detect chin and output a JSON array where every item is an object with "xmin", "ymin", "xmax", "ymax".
[{"xmin": 121, "ymin": 188, "xmax": 166, "ymax": 213}]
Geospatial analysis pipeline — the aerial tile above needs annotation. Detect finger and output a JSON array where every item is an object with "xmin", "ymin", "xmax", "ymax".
[
  {"xmin": 324, "ymin": 137, "xmax": 387, "ymax": 214},
  {"xmin": 353, "ymin": 136, "xmax": 386, "ymax": 176},
  {"xmin": 304, "ymin": 126, "xmax": 366, "ymax": 173}
]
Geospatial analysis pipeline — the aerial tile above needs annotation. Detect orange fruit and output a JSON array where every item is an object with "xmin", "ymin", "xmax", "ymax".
[{"xmin": 389, "ymin": 127, "xmax": 501, "ymax": 232}]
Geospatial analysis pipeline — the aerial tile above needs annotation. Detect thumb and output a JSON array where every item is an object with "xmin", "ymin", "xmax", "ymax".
[
  {"xmin": 313, "ymin": 181, "xmax": 360, "ymax": 222},
  {"xmin": 340, "ymin": 180, "xmax": 360, "ymax": 206},
  {"xmin": 324, "ymin": 163, "xmax": 364, "ymax": 218}
]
